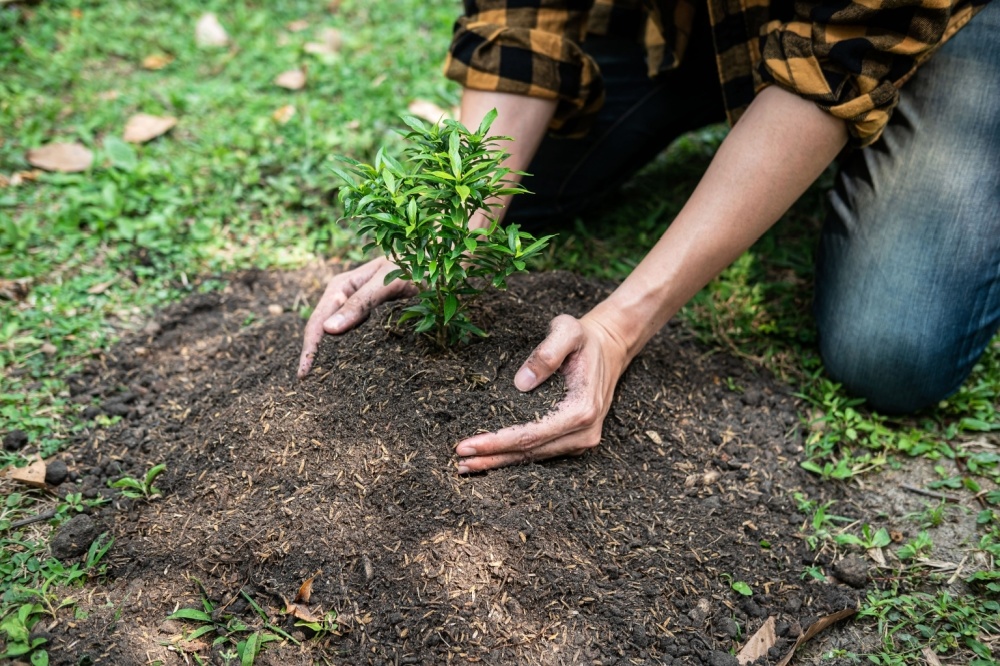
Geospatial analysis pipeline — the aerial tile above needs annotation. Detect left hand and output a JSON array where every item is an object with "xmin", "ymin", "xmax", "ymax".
[{"xmin": 454, "ymin": 312, "xmax": 630, "ymax": 473}]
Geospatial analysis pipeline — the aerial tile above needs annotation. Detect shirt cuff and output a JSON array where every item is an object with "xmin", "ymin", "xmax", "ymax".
[{"xmin": 445, "ymin": 18, "xmax": 605, "ymax": 136}]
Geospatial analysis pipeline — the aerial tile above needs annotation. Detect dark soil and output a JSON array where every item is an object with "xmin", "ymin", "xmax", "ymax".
[{"xmin": 49, "ymin": 267, "xmax": 861, "ymax": 665}]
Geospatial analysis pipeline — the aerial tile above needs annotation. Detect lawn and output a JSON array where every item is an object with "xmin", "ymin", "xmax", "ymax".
[{"xmin": 1, "ymin": 1, "xmax": 999, "ymax": 665}]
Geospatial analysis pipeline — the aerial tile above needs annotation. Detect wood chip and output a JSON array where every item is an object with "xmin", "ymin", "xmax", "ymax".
[
  {"xmin": 123, "ymin": 114, "xmax": 177, "ymax": 143},
  {"xmin": 26, "ymin": 142, "xmax": 93, "ymax": 173},
  {"xmin": 645, "ymin": 431, "xmax": 662, "ymax": 444}
]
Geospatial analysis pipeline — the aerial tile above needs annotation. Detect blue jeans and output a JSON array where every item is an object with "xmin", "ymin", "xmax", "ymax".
[{"xmin": 508, "ymin": 2, "xmax": 1000, "ymax": 414}]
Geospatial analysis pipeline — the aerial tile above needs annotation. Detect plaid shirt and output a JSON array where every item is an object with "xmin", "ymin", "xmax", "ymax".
[{"xmin": 444, "ymin": 0, "xmax": 991, "ymax": 146}]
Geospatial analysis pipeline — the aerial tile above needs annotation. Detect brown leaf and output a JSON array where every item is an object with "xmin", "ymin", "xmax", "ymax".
[
  {"xmin": 274, "ymin": 69, "xmax": 307, "ymax": 91},
  {"xmin": 295, "ymin": 573, "xmax": 320, "ymax": 603},
  {"xmin": 141, "ymin": 53, "xmax": 174, "ymax": 70},
  {"xmin": 776, "ymin": 607, "xmax": 857, "ymax": 666},
  {"xmin": 272, "ymin": 105, "xmax": 296, "ymax": 125},
  {"xmin": 304, "ymin": 27, "xmax": 342, "ymax": 55},
  {"xmin": 87, "ymin": 278, "xmax": 117, "ymax": 295},
  {"xmin": 41, "ymin": 342, "xmax": 57, "ymax": 356},
  {"xmin": 737, "ymin": 616, "xmax": 777, "ymax": 665},
  {"xmin": 123, "ymin": 114, "xmax": 177, "ymax": 144},
  {"xmin": 286, "ymin": 19, "xmax": 310, "ymax": 32},
  {"xmin": 0, "ymin": 278, "xmax": 32, "ymax": 301},
  {"xmin": 284, "ymin": 602, "xmax": 321, "ymax": 623},
  {"xmin": 8, "ymin": 458, "xmax": 47, "ymax": 489},
  {"xmin": 26, "ymin": 142, "xmax": 93, "ymax": 173},
  {"xmin": 407, "ymin": 99, "xmax": 452, "ymax": 125},
  {"xmin": 177, "ymin": 639, "xmax": 208, "ymax": 652},
  {"xmin": 921, "ymin": 647, "xmax": 943, "ymax": 666},
  {"xmin": 195, "ymin": 13, "xmax": 229, "ymax": 48}
]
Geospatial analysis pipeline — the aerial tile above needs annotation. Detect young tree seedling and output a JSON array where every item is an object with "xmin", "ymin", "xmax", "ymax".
[{"xmin": 333, "ymin": 109, "xmax": 554, "ymax": 347}]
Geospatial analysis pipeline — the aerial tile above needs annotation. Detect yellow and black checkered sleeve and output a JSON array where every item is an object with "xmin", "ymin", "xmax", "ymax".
[
  {"xmin": 756, "ymin": 0, "xmax": 989, "ymax": 146},
  {"xmin": 444, "ymin": 0, "xmax": 604, "ymax": 136}
]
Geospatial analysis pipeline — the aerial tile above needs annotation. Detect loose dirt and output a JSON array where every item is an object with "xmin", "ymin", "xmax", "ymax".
[{"xmin": 48, "ymin": 267, "xmax": 863, "ymax": 665}]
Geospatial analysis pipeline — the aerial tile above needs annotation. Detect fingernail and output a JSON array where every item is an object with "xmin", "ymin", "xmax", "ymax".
[
  {"xmin": 325, "ymin": 314, "xmax": 345, "ymax": 331},
  {"xmin": 456, "ymin": 464, "xmax": 469, "ymax": 475},
  {"xmin": 455, "ymin": 444, "xmax": 475, "ymax": 456},
  {"xmin": 514, "ymin": 367, "xmax": 536, "ymax": 391}
]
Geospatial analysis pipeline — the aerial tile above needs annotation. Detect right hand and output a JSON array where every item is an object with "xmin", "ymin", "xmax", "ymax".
[{"xmin": 298, "ymin": 257, "xmax": 417, "ymax": 378}]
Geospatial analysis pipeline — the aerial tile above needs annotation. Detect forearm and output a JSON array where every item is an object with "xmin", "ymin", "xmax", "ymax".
[
  {"xmin": 460, "ymin": 89, "xmax": 557, "ymax": 229},
  {"xmin": 592, "ymin": 85, "xmax": 849, "ymax": 358}
]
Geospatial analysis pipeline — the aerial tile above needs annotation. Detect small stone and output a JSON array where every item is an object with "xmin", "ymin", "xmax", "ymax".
[
  {"xmin": 833, "ymin": 554, "xmax": 869, "ymax": 588},
  {"xmin": 267, "ymin": 304, "xmax": 283, "ymax": 316},
  {"xmin": 82, "ymin": 406, "xmax": 100, "ymax": 420},
  {"xmin": 740, "ymin": 389, "xmax": 762, "ymax": 406},
  {"xmin": 45, "ymin": 460, "xmax": 69, "ymax": 486},
  {"xmin": 3, "ymin": 429, "xmax": 28, "ymax": 451},
  {"xmin": 740, "ymin": 598, "xmax": 766, "ymax": 618},
  {"xmin": 708, "ymin": 650, "xmax": 739, "ymax": 666},
  {"xmin": 50, "ymin": 514, "xmax": 101, "ymax": 560}
]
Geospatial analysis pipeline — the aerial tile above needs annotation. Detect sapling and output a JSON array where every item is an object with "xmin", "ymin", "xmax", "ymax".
[{"xmin": 332, "ymin": 109, "xmax": 553, "ymax": 347}]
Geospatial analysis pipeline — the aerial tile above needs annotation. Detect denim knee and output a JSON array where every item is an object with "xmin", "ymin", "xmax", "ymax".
[{"xmin": 816, "ymin": 311, "xmax": 968, "ymax": 415}]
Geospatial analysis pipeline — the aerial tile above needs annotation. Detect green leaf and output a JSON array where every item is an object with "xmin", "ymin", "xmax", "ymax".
[
  {"xmin": 242, "ymin": 632, "xmax": 260, "ymax": 666},
  {"xmin": 448, "ymin": 131, "xmax": 462, "ymax": 178},
  {"xmin": 443, "ymin": 293, "xmax": 458, "ymax": 324},
  {"xmin": 731, "ymin": 581, "xmax": 753, "ymax": 596},
  {"xmin": 166, "ymin": 608, "xmax": 213, "ymax": 623},
  {"xmin": 455, "ymin": 184, "xmax": 471, "ymax": 202},
  {"xmin": 104, "ymin": 136, "xmax": 137, "ymax": 172},
  {"xmin": 31, "ymin": 649, "xmax": 49, "ymax": 666},
  {"xmin": 477, "ymin": 108, "xmax": 498, "ymax": 137},
  {"xmin": 870, "ymin": 527, "xmax": 891, "ymax": 548}
]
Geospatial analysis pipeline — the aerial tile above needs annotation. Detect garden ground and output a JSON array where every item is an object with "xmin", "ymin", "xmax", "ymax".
[{"xmin": 2, "ymin": 1, "xmax": 999, "ymax": 665}]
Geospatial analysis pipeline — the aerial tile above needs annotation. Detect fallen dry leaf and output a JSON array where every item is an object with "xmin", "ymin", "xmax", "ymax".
[
  {"xmin": 177, "ymin": 639, "xmax": 209, "ymax": 652},
  {"xmin": 123, "ymin": 114, "xmax": 177, "ymax": 143},
  {"xmin": 304, "ymin": 27, "xmax": 342, "ymax": 55},
  {"xmin": 7, "ymin": 457, "xmax": 47, "ymax": 489},
  {"xmin": 274, "ymin": 69, "xmax": 307, "ymax": 91},
  {"xmin": 921, "ymin": 647, "xmax": 943, "ymax": 666},
  {"xmin": 41, "ymin": 342, "xmax": 57, "ymax": 355},
  {"xmin": 0, "ymin": 174, "xmax": 7, "ymax": 188},
  {"xmin": 296, "ymin": 572, "xmax": 319, "ymax": 603},
  {"xmin": 87, "ymin": 278, "xmax": 118, "ymax": 295},
  {"xmin": 327, "ymin": 0, "xmax": 342, "ymax": 13},
  {"xmin": 737, "ymin": 616, "xmax": 777, "ymax": 665},
  {"xmin": 286, "ymin": 19, "xmax": 310, "ymax": 32},
  {"xmin": 272, "ymin": 105, "xmax": 296, "ymax": 124},
  {"xmin": 776, "ymin": 607, "xmax": 857, "ymax": 666},
  {"xmin": 0, "ymin": 278, "xmax": 32, "ymax": 301},
  {"xmin": 26, "ymin": 142, "xmax": 93, "ymax": 173},
  {"xmin": 285, "ymin": 602, "xmax": 322, "ymax": 623},
  {"xmin": 407, "ymin": 99, "xmax": 453, "ymax": 124},
  {"xmin": 195, "ymin": 13, "xmax": 229, "ymax": 48},
  {"xmin": 141, "ymin": 53, "xmax": 174, "ymax": 70}
]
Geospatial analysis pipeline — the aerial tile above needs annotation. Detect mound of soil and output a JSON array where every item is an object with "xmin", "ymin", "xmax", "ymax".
[{"xmin": 51, "ymin": 267, "xmax": 860, "ymax": 665}]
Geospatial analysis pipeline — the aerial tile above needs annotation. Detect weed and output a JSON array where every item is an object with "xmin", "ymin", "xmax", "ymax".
[
  {"xmin": 720, "ymin": 573, "xmax": 753, "ymax": 597},
  {"xmin": 166, "ymin": 582, "xmax": 298, "ymax": 665},
  {"xmin": 110, "ymin": 463, "xmax": 166, "ymax": 499}
]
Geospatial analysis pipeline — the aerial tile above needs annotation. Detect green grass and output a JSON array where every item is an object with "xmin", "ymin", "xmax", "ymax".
[{"xmin": 2, "ymin": 1, "xmax": 999, "ymax": 664}]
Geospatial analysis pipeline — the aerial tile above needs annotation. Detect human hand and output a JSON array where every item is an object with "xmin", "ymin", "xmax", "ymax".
[
  {"xmin": 453, "ymin": 312, "xmax": 631, "ymax": 473},
  {"xmin": 298, "ymin": 257, "xmax": 417, "ymax": 378}
]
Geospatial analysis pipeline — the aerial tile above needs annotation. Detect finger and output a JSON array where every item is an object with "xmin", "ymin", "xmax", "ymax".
[
  {"xmin": 454, "ymin": 397, "xmax": 599, "ymax": 458},
  {"xmin": 324, "ymin": 263, "xmax": 413, "ymax": 334},
  {"xmin": 457, "ymin": 428, "xmax": 599, "ymax": 473},
  {"xmin": 298, "ymin": 262, "xmax": 385, "ymax": 378},
  {"xmin": 514, "ymin": 315, "xmax": 584, "ymax": 391}
]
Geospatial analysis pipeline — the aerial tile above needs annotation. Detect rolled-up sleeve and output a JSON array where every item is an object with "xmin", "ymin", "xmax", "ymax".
[
  {"xmin": 444, "ymin": 0, "xmax": 604, "ymax": 135},
  {"xmin": 756, "ymin": 0, "xmax": 974, "ymax": 146}
]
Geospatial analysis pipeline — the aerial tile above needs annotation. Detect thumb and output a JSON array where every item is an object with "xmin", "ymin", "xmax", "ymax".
[{"xmin": 515, "ymin": 315, "xmax": 583, "ymax": 391}]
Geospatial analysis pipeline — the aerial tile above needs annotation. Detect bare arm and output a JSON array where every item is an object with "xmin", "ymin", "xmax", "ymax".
[{"xmin": 456, "ymin": 85, "xmax": 849, "ymax": 471}]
